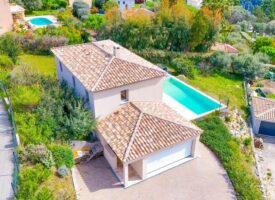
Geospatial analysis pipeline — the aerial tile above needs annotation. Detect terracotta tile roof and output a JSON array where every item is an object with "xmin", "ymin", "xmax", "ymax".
[
  {"xmin": 51, "ymin": 40, "xmax": 165, "ymax": 92},
  {"xmin": 97, "ymin": 102, "xmax": 202, "ymax": 162},
  {"xmin": 252, "ymin": 97, "xmax": 275, "ymax": 122},
  {"xmin": 211, "ymin": 43, "xmax": 239, "ymax": 53}
]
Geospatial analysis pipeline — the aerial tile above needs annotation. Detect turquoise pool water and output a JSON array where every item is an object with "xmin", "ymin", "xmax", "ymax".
[
  {"xmin": 29, "ymin": 17, "xmax": 53, "ymax": 26},
  {"xmin": 164, "ymin": 77, "xmax": 221, "ymax": 115}
]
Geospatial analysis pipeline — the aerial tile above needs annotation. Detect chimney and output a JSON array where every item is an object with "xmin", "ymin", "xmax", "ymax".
[{"xmin": 113, "ymin": 45, "xmax": 120, "ymax": 56}]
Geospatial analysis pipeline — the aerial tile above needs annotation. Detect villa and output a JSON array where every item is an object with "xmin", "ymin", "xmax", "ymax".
[
  {"xmin": 51, "ymin": 40, "xmax": 202, "ymax": 187},
  {"xmin": 0, "ymin": 0, "xmax": 13, "ymax": 35}
]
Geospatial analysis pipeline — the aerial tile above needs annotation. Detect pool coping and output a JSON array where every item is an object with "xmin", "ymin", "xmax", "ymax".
[
  {"xmin": 164, "ymin": 75, "xmax": 227, "ymax": 120},
  {"xmin": 25, "ymin": 15, "xmax": 60, "ymax": 29}
]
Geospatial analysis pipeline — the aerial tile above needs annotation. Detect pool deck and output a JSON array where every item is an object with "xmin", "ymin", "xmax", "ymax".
[
  {"xmin": 163, "ymin": 94, "xmax": 197, "ymax": 120},
  {"xmin": 163, "ymin": 76, "xmax": 227, "ymax": 121},
  {"xmin": 25, "ymin": 15, "xmax": 60, "ymax": 29}
]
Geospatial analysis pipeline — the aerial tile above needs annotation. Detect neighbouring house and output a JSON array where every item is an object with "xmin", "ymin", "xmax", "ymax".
[
  {"xmin": 251, "ymin": 96, "xmax": 275, "ymax": 136},
  {"xmin": 0, "ymin": 0, "xmax": 13, "ymax": 35},
  {"xmin": 186, "ymin": 0, "xmax": 202, "ymax": 8},
  {"xmin": 211, "ymin": 43, "xmax": 239, "ymax": 54},
  {"xmin": 51, "ymin": 40, "xmax": 202, "ymax": 187},
  {"xmin": 115, "ymin": 0, "xmax": 135, "ymax": 10},
  {"xmin": 10, "ymin": 4, "xmax": 25, "ymax": 19}
]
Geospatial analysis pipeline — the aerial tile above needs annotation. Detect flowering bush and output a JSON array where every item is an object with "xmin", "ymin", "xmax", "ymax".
[{"xmin": 20, "ymin": 144, "xmax": 55, "ymax": 168}]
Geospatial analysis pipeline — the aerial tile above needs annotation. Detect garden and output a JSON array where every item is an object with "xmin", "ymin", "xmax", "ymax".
[
  {"xmin": 0, "ymin": 31, "xmax": 96, "ymax": 199},
  {"xmin": 1, "ymin": 0, "xmax": 275, "ymax": 199}
]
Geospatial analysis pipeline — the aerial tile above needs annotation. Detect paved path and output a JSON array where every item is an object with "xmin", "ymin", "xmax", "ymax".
[
  {"xmin": 0, "ymin": 99, "xmax": 15, "ymax": 200},
  {"xmin": 75, "ymin": 142, "xmax": 236, "ymax": 200},
  {"xmin": 256, "ymin": 135, "xmax": 275, "ymax": 200}
]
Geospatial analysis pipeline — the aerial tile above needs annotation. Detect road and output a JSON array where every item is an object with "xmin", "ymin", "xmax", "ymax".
[{"xmin": 0, "ymin": 98, "xmax": 15, "ymax": 200}]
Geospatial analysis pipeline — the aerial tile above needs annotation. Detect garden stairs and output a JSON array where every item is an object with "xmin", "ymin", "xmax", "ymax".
[{"xmin": 0, "ymin": 98, "xmax": 15, "ymax": 200}]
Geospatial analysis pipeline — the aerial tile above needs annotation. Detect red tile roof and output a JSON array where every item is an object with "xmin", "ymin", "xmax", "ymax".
[
  {"xmin": 51, "ymin": 40, "xmax": 165, "ymax": 92},
  {"xmin": 252, "ymin": 97, "xmax": 275, "ymax": 122},
  {"xmin": 97, "ymin": 102, "xmax": 202, "ymax": 162}
]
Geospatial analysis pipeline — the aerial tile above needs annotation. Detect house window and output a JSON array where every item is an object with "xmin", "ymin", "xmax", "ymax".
[
  {"xmin": 120, "ymin": 90, "xmax": 128, "ymax": 103},
  {"xmin": 59, "ymin": 61, "xmax": 63, "ymax": 72},
  {"xmin": 118, "ymin": 1, "xmax": 120, "ymax": 4},
  {"xmin": 85, "ymin": 89, "xmax": 89, "ymax": 101},
  {"xmin": 72, "ymin": 76, "xmax": 76, "ymax": 88},
  {"xmin": 123, "ymin": 1, "xmax": 125, "ymax": 4}
]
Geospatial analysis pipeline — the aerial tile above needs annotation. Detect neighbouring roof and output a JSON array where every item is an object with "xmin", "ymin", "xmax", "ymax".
[
  {"xmin": 211, "ymin": 43, "xmax": 239, "ymax": 54},
  {"xmin": 252, "ymin": 96, "xmax": 275, "ymax": 122},
  {"xmin": 97, "ymin": 101, "xmax": 202, "ymax": 162},
  {"xmin": 9, "ymin": 4, "xmax": 25, "ymax": 14},
  {"xmin": 51, "ymin": 40, "xmax": 165, "ymax": 92}
]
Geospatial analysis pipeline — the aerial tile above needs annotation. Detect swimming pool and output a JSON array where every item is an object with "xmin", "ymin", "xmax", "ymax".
[
  {"xmin": 28, "ymin": 17, "xmax": 53, "ymax": 26},
  {"xmin": 164, "ymin": 77, "xmax": 222, "ymax": 115}
]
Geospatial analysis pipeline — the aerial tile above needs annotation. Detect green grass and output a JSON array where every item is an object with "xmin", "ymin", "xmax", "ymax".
[
  {"xmin": 197, "ymin": 115, "xmax": 263, "ymax": 200},
  {"xmin": 19, "ymin": 54, "xmax": 56, "ymax": 76},
  {"xmin": 267, "ymin": 93, "xmax": 275, "ymax": 99},
  {"xmin": 26, "ymin": 10, "xmax": 58, "ymax": 16},
  {"xmin": 181, "ymin": 72, "xmax": 246, "ymax": 111}
]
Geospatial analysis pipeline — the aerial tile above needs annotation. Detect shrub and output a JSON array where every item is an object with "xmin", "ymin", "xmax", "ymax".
[
  {"xmin": 19, "ymin": 144, "xmax": 55, "ymax": 168},
  {"xmin": 73, "ymin": 0, "xmax": 90, "ymax": 20},
  {"xmin": 50, "ymin": 145, "xmax": 74, "ymax": 168},
  {"xmin": 22, "ymin": 35, "xmax": 68, "ymax": 55},
  {"xmin": 102, "ymin": 0, "xmax": 118, "ymax": 10},
  {"xmin": 254, "ymin": 22, "xmax": 267, "ymax": 34},
  {"xmin": 265, "ymin": 21, "xmax": 275, "ymax": 35},
  {"xmin": 57, "ymin": 165, "xmax": 70, "ymax": 177},
  {"xmin": 243, "ymin": 137, "xmax": 252, "ymax": 147},
  {"xmin": 171, "ymin": 58, "xmax": 195, "ymax": 78},
  {"xmin": 252, "ymin": 37, "xmax": 273, "ymax": 53},
  {"xmin": 0, "ymin": 33, "xmax": 22, "ymax": 63},
  {"xmin": 16, "ymin": 164, "xmax": 51, "ymax": 200},
  {"xmin": 209, "ymin": 52, "xmax": 231, "ymax": 71},
  {"xmin": 35, "ymin": 81, "xmax": 96, "ymax": 141},
  {"xmin": 35, "ymin": 187, "xmax": 54, "ymax": 200},
  {"xmin": 84, "ymin": 14, "xmax": 106, "ymax": 30},
  {"xmin": 57, "ymin": 8, "xmax": 73, "ymax": 22},
  {"xmin": 260, "ymin": 46, "xmax": 275, "ymax": 62},
  {"xmin": 10, "ymin": 63, "xmax": 38, "ymax": 85},
  {"xmin": 91, "ymin": 6, "xmax": 99, "ymax": 13},
  {"xmin": 0, "ymin": 55, "xmax": 13, "ymax": 69},
  {"xmin": 197, "ymin": 115, "xmax": 263, "ymax": 200},
  {"xmin": 231, "ymin": 53, "xmax": 268, "ymax": 80}
]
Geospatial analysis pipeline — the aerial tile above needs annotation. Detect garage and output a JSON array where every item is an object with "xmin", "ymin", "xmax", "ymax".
[
  {"xmin": 259, "ymin": 121, "xmax": 275, "ymax": 136},
  {"xmin": 146, "ymin": 140, "xmax": 193, "ymax": 176},
  {"xmin": 251, "ymin": 97, "xmax": 275, "ymax": 136}
]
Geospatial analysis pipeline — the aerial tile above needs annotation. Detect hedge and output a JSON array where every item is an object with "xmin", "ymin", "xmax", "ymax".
[{"xmin": 196, "ymin": 115, "xmax": 263, "ymax": 200}]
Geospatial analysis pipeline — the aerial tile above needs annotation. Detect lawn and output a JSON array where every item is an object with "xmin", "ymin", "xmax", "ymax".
[
  {"xmin": 19, "ymin": 54, "xmax": 56, "ymax": 76},
  {"xmin": 26, "ymin": 10, "xmax": 59, "ymax": 17},
  {"xmin": 181, "ymin": 72, "xmax": 246, "ymax": 111}
]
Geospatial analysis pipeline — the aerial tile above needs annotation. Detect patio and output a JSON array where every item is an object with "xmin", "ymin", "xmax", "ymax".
[{"xmin": 75, "ymin": 142, "xmax": 236, "ymax": 200}]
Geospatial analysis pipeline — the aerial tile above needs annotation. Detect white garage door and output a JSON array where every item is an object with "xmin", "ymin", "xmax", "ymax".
[{"xmin": 146, "ymin": 140, "xmax": 193, "ymax": 175}]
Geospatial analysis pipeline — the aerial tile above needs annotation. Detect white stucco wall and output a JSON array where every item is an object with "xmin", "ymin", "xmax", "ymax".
[
  {"xmin": 130, "ymin": 159, "xmax": 144, "ymax": 179},
  {"xmin": 0, "ymin": 0, "xmax": 13, "ymax": 35},
  {"xmin": 54, "ymin": 57, "xmax": 95, "ymax": 111},
  {"xmin": 115, "ymin": 0, "xmax": 135, "ymax": 10},
  {"xmin": 251, "ymin": 104, "xmax": 261, "ymax": 134},
  {"xmin": 93, "ymin": 77, "xmax": 164, "ymax": 118},
  {"xmin": 186, "ymin": 0, "xmax": 202, "ymax": 8},
  {"xmin": 54, "ymin": 56, "xmax": 163, "ymax": 119}
]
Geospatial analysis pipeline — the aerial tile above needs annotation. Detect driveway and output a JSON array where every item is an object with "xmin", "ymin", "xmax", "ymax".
[
  {"xmin": 257, "ymin": 135, "xmax": 275, "ymax": 199},
  {"xmin": 75, "ymin": 142, "xmax": 236, "ymax": 200}
]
